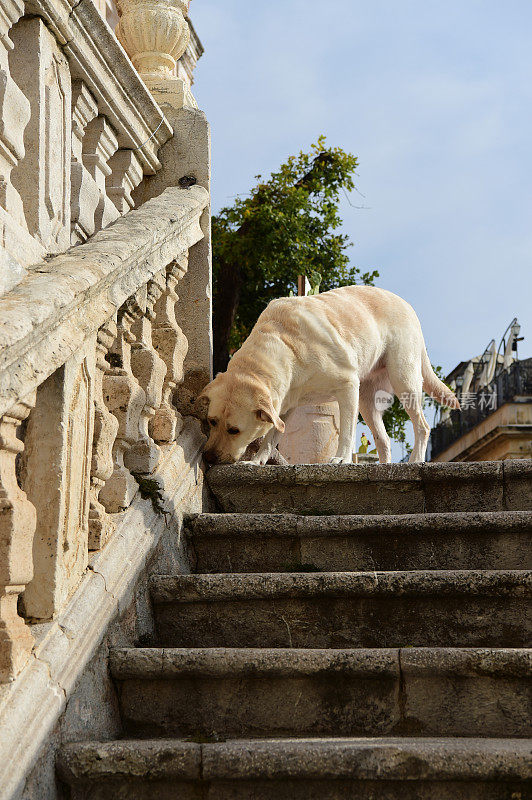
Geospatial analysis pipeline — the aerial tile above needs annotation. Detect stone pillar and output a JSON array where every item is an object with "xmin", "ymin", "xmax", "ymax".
[
  {"xmin": 99, "ymin": 301, "xmax": 145, "ymax": 512},
  {"xmin": 0, "ymin": 393, "xmax": 36, "ymax": 682},
  {"xmin": 83, "ymin": 116, "xmax": 120, "ymax": 231},
  {"xmin": 150, "ymin": 257, "xmax": 189, "ymax": 443},
  {"xmin": 279, "ymin": 403, "xmax": 340, "ymax": 465},
  {"xmin": 0, "ymin": 1, "xmax": 30, "ymax": 230},
  {"xmin": 168, "ymin": 113, "xmax": 212, "ymax": 400},
  {"xmin": 106, "ymin": 149, "xmax": 143, "ymax": 214},
  {"xmin": 133, "ymin": 112, "xmax": 212, "ymax": 413},
  {"xmin": 89, "ymin": 320, "xmax": 120, "ymax": 550},
  {"xmin": 10, "ymin": 16, "xmax": 71, "ymax": 253},
  {"xmin": 70, "ymin": 81, "xmax": 100, "ymax": 245},
  {"xmin": 0, "ymin": 1, "xmax": 36, "ymax": 292},
  {"xmin": 122, "ymin": 0, "xmax": 212, "ymax": 404},
  {"xmin": 22, "ymin": 347, "xmax": 95, "ymax": 620},
  {"xmin": 125, "ymin": 279, "xmax": 167, "ymax": 475}
]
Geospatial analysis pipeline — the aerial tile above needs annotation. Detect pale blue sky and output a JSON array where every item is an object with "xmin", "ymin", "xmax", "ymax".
[{"xmin": 192, "ymin": 0, "xmax": 532, "ymax": 455}]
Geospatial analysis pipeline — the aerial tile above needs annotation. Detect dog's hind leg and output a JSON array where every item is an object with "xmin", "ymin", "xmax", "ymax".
[
  {"xmin": 331, "ymin": 380, "xmax": 359, "ymax": 464},
  {"xmin": 405, "ymin": 402, "xmax": 430, "ymax": 463},
  {"xmin": 387, "ymin": 361, "xmax": 430, "ymax": 463},
  {"xmin": 359, "ymin": 390, "xmax": 392, "ymax": 464}
]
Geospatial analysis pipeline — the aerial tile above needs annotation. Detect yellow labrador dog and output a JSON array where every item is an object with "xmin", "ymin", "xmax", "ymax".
[{"xmin": 200, "ymin": 285, "xmax": 459, "ymax": 465}]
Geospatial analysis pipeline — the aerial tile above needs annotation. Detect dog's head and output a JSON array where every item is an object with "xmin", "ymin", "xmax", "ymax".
[{"xmin": 198, "ymin": 373, "xmax": 285, "ymax": 465}]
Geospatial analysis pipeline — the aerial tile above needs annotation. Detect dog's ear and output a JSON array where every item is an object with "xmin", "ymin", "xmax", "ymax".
[
  {"xmin": 256, "ymin": 401, "xmax": 285, "ymax": 433},
  {"xmin": 195, "ymin": 388, "xmax": 211, "ymax": 419}
]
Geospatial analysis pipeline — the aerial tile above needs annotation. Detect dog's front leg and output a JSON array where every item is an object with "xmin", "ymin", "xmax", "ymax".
[
  {"xmin": 331, "ymin": 380, "xmax": 359, "ymax": 464},
  {"xmin": 241, "ymin": 428, "xmax": 280, "ymax": 466},
  {"xmin": 255, "ymin": 427, "xmax": 283, "ymax": 465}
]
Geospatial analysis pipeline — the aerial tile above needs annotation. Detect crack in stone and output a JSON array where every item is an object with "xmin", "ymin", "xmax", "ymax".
[
  {"xmin": 397, "ymin": 647, "xmax": 407, "ymax": 727},
  {"xmin": 87, "ymin": 563, "xmax": 114, "ymax": 598},
  {"xmin": 32, "ymin": 651, "xmax": 67, "ymax": 701}
]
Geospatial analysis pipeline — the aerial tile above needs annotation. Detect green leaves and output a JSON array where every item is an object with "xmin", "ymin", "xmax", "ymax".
[{"xmin": 213, "ymin": 138, "xmax": 368, "ymax": 351}]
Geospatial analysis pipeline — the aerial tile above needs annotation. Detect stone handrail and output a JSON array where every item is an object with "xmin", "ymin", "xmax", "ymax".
[
  {"xmin": 0, "ymin": 186, "xmax": 207, "ymax": 417},
  {"xmin": 0, "ymin": 184, "xmax": 208, "ymax": 681}
]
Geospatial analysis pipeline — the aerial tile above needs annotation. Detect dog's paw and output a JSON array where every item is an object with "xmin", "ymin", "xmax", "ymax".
[{"xmin": 330, "ymin": 455, "xmax": 352, "ymax": 465}]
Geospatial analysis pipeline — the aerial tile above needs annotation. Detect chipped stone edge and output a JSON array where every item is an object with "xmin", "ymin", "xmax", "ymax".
[
  {"xmin": 0, "ymin": 417, "xmax": 205, "ymax": 800},
  {"xmin": 0, "ymin": 185, "xmax": 208, "ymax": 418},
  {"xmin": 206, "ymin": 460, "xmax": 509, "ymax": 489},
  {"xmin": 57, "ymin": 736, "xmax": 532, "ymax": 783},
  {"xmin": 187, "ymin": 510, "xmax": 532, "ymax": 537}
]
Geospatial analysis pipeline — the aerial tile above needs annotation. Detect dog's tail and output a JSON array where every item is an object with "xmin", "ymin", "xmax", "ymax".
[{"xmin": 421, "ymin": 349, "xmax": 461, "ymax": 409}]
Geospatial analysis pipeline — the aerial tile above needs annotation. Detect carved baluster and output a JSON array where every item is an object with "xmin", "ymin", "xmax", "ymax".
[
  {"xmin": 71, "ymin": 81, "xmax": 100, "ymax": 245},
  {"xmin": 150, "ymin": 258, "xmax": 189, "ymax": 443},
  {"xmin": 125, "ymin": 279, "xmax": 167, "ymax": 474},
  {"xmin": 83, "ymin": 116, "xmax": 120, "ymax": 231},
  {"xmin": 0, "ymin": 392, "xmax": 36, "ymax": 682},
  {"xmin": 10, "ymin": 17, "xmax": 71, "ymax": 252},
  {"xmin": 106, "ymin": 150, "xmax": 143, "ymax": 215},
  {"xmin": 89, "ymin": 320, "xmax": 120, "ymax": 549},
  {"xmin": 99, "ymin": 302, "xmax": 145, "ymax": 513},
  {"xmin": 0, "ymin": 2, "xmax": 31, "ymax": 230}
]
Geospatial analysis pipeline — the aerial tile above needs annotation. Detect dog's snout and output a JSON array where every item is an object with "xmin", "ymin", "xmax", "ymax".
[{"xmin": 203, "ymin": 448, "xmax": 218, "ymax": 464}]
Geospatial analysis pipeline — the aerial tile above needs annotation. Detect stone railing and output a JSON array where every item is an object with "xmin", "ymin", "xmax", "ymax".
[
  {"xmin": 0, "ymin": 0, "xmax": 211, "ymax": 685},
  {"xmin": 0, "ymin": 183, "xmax": 208, "ymax": 682},
  {"xmin": 0, "ymin": 0, "xmax": 174, "ymax": 293}
]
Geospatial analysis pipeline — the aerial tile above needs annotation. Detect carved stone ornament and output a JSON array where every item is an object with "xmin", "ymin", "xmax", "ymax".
[
  {"xmin": 116, "ymin": 0, "xmax": 190, "ymax": 79},
  {"xmin": 125, "ymin": 280, "xmax": 167, "ymax": 474},
  {"xmin": 89, "ymin": 321, "xmax": 120, "ymax": 549},
  {"xmin": 99, "ymin": 303, "xmax": 146, "ymax": 513},
  {"xmin": 150, "ymin": 258, "xmax": 188, "ymax": 443},
  {"xmin": 0, "ymin": 392, "xmax": 36, "ymax": 682}
]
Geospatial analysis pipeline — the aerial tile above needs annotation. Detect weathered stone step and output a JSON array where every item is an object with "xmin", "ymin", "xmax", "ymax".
[
  {"xmin": 186, "ymin": 511, "xmax": 532, "ymax": 573},
  {"xmin": 206, "ymin": 460, "xmax": 532, "ymax": 515},
  {"xmin": 110, "ymin": 647, "xmax": 531, "ymax": 740},
  {"xmin": 151, "ymin": 571, "xmax": 532, "ymax": 648},
  {"xmin": 57, "ymin": 737, "xmax": 532, "ymax": 800}
]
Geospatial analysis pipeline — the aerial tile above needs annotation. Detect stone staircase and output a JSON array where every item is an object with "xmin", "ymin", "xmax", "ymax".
[{"xmin": 58, "ymin": 461, "xmax": 531, "ymax": 799}]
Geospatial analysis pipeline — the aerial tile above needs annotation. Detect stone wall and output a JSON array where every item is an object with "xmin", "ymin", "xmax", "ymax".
[{"xmin": 0, "ymin": 1, "xmax": 212, "ymax": 796}]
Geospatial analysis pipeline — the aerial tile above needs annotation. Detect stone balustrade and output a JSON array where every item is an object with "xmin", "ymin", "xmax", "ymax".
[
  {"xmin": 0, "ymin": 0, "xmax": 212, "ymax": 689},
  {"xmin": 0, "ymin": 183, "xmax": 208, "ymax": 681},
  {"xmin": 0, "ymin": 1, "xmax": 212, "ymax": 794},
  {"xmin": 0, "ymin": 0, "xmax": 173, "ymax": 288}
]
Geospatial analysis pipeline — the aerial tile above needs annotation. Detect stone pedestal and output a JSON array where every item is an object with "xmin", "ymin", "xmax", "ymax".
[{"xmin": 279, "ymin": 403, "xmax": 340, "ymax": 464}]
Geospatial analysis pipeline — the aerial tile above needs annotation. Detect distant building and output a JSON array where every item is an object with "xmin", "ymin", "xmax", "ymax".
[{"xmin": 430, "ymin": 320, "xmax": 532, "ymax": 461}]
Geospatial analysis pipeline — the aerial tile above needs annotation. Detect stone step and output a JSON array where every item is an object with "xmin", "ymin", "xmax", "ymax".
[
  {"xmin": 57, "ymin": 737, "xmax": 532, "ymax": 800},
  {"xmin": 110, "ymin": 647, "xmax": 531, "ymax": 740},
  {"xmin": 151, "ymin": 571, "xmax": 532, "ymax": 648},
  {"xmin": 206, "ymin": 460, "xmax": 532, "ymax": 515},
  {"xmin": 186, "ymin": 511, "xmax": 532, "ymax": 573}
]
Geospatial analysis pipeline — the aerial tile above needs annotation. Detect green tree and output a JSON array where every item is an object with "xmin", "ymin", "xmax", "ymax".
[{"xmin": 212, "ymin": 137, "xmax": 378, "ymax": 373}]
